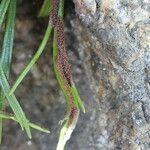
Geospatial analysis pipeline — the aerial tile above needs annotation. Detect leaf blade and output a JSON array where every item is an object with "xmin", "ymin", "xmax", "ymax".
[
  {"xmin": 71, "ymin": 85, "xmax": 85, "ymax": 113},
  {"xmin": 38, "ymin": 0, "xmax": 52, "ymax": 17},
  {"xmin": 0, "ymin": 111, "xmax": 50, "ymax": 134},
  {"xmin": 1, "ymin": 0, "xmax": 16, "ymax": 75},
  {"xmin": 0, "ymin": 0, "xmax": 10, "ymax": 27},
  {"xmin": 0, "ymin": 0, "xmax": 16, "ymax": 142},
  {"xmin": 0, "ymin": 66, "xmax": 31, "ymax": 138}
]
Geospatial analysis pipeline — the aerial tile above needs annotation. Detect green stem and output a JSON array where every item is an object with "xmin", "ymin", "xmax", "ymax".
[{"xmin": 9, "ymin": 25, "xmax": 52, "ymax": 95}]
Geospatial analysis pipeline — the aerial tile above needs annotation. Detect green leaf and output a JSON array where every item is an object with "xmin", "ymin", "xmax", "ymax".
[
  {"xmin": 0, "ymin": 0, "xmax": 16, "ymax": 143},
  {"xmin": 71, "ymin": 85, "xmax": 85, "ymax": 113},
  {"xmin": 58, "ymin": 0, "xmax": 65, "ymax": 17},
  {"xmin": 1, "ymin": 0, "xmax": 16, "ymax": 75},
  {"xmin": 29, "ymin": 123, "xmax": 50, "ymax": 134},
  {"xmin": 0, "ymin": 111, "xmax": 50, "ymax": 134},
  {"xmin": 0, "ymin": 0, "xmax": 10, "ymax": 27},
  {"xmin": 38, "ymin": 0, "xmax": 52, "ymax": 17},
  {"xmin": 9, "ymin": 25, "xmax": 52, "ymax": 95},
  {"xmin": 0, "ymin": 66, "xmax": 31, "ymax": 138}
]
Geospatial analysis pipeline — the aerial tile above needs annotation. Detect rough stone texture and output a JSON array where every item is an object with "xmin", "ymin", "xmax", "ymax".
[
  {"xmin": 0, "ymin": 0, "xmax": 150, "ymax": 150},
  {"xmin": 71, "ymin": 0, "xmax": 150, "ymax": 149}
]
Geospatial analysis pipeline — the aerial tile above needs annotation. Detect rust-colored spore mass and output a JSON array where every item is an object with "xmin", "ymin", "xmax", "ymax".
[
  {"xmin": 49, "ymin": 0, "xmax": 59, "ymax": 26},
  {"xmin": 50, "ymin": 0, "xmax": 72, "ymax": 87},
  {"xmin": 56, "ymin": 18, "xmax": 72, "ymax": 87},
  {"xmin": 67, "ymin": 107, "xmax": 79, "ymax": 127},
  {"xmin": 70, "ymin": 106, "xmax": 77, "ymax": 118},
  {"xmin": 50, "ymin": 1, "xmax": 79, "ymax": 128}
]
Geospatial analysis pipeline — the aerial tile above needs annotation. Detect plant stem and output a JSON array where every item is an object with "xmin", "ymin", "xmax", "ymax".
[{"xmin": 9, "ymin": 25, "xmax": 52, "ymax": 95}]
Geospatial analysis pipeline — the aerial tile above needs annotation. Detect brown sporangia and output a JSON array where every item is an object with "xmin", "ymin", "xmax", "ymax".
[
  {"xmin": 49, "ymin": 0, "xmax": 59, "ymax": 26},
  {"xmin": 55, "ymin": 17, "xmax": 79, "ymax": 126},
  {"xmin": 56, "ymin": 18, "xmax": 72, "ymax": 86},
  {"xmin": 49, "ymin": 0, "xmax": 79, "ymax": 126}
]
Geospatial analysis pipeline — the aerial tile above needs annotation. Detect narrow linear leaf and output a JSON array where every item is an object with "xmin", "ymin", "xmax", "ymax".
[
  {"xmin": 9, "ymin": 25, "xmax": 52, "ymax": 95},
  {"xmin": 0, "ymin": 66, "xmax": 31, "ymax": 138},
  {"xmin": 0, "ymin": 0, "xmax": 10, "ymax": 27},
  {"xmin": 38, "ymin": 0, "xmax": 52, "ymax": 17},
  {"xmin": 71, "ymin": 85, "xmax": 85, "ymax": 113},
  {"xmin": 29, "ymin": 123, "xmax": 50, "ymax": 134},
  {"xmin": 58, "ymin": 0, "xmax": 65, "ymax": 17},
  {"xmin": 1, "ymin": 0, "xmax": 16, "ymax": 75},
  {"xmin": 0, "ymin": 111, "xmax": 50, "ymax": 133},
  {"xmin": 0, "ymin": 0, "xmax": 16, "ymax": 143},
  {"xmin": 0, "ymin": 90, "xmax": 4, "ymax": 143}
]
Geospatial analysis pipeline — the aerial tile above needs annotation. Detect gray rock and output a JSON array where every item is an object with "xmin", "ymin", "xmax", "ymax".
[{"xmin": 69, "ymin": 0, "xmax": 150, "ymax": 149}]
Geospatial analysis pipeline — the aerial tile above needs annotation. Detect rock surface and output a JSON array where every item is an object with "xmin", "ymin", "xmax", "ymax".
[
  {"xmin": 71, "ymin": 0, "xmax": 150, "ymax": 149},
  {"xmin": 1, "ymin": 0, "xmax": 150, "ymax": 150}
]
